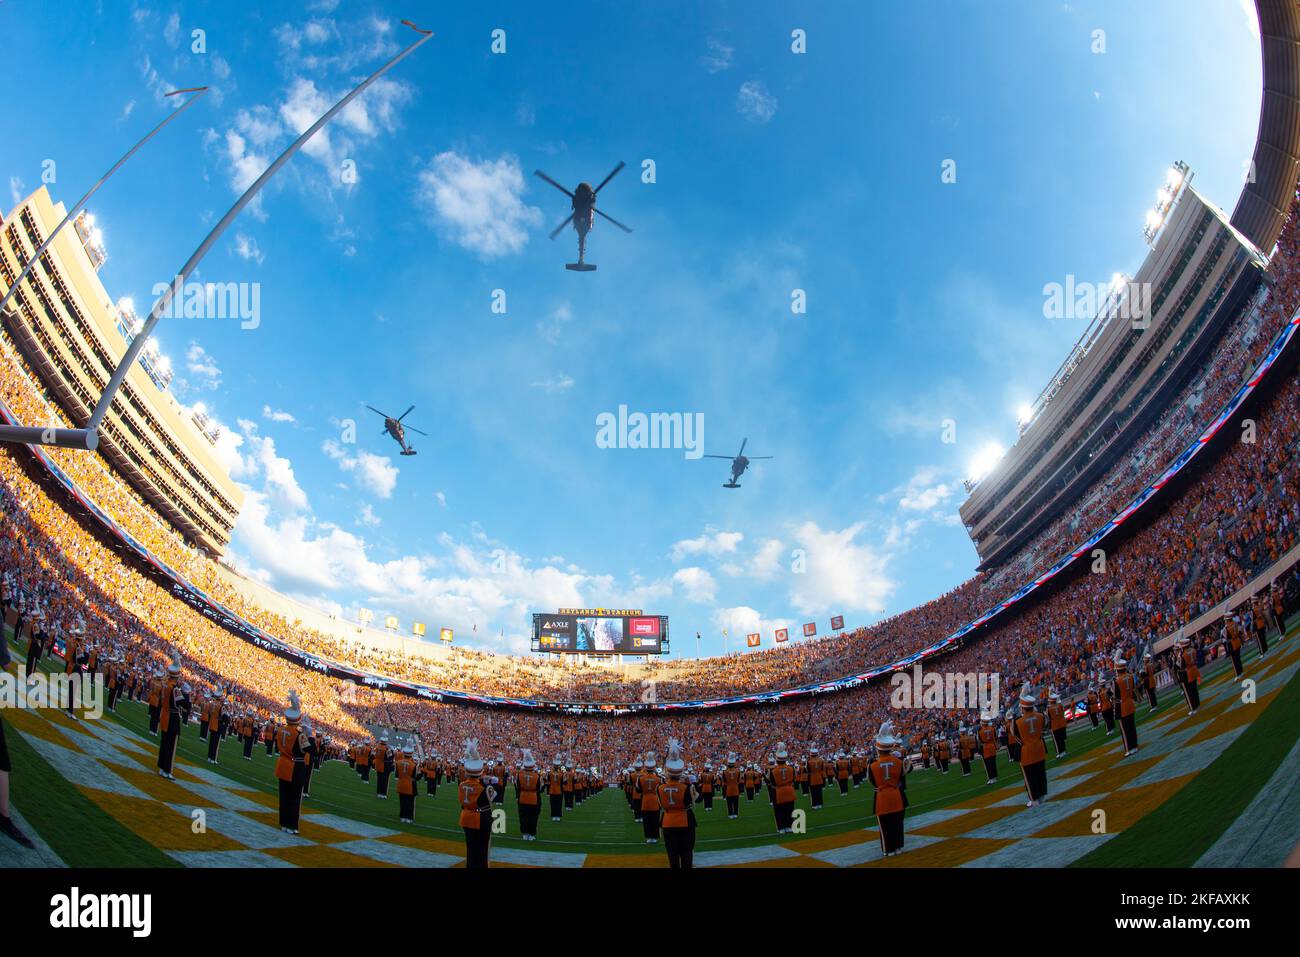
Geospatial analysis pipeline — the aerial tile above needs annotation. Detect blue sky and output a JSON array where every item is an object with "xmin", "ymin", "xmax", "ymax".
[{"xmin": 1, "ymin": 0, "xmax": 1264, "ymax": 657}]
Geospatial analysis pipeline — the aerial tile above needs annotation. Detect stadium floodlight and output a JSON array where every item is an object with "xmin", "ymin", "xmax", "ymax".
[
  {"xmin": 0, "ymin": 20, "xmax": 435, "ymax": 452},
  {"xmin": 967, "ymin": 441, "xmax": 1006, "ymax": 484}
]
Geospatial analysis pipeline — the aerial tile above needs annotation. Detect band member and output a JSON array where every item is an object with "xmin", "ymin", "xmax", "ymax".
[
  {"xmin": 0, "ymin": 633, "xmax": 35, "ymax": 848},
  {"xmin": 1113, "ymin": 653, "xmax": 1139, "ymax": 757},
  {"xmin": 422, "ymin": 752, "xmax": 440, "ymax": 796},
  {"xmin": 300, "ymin": 721, "xmax": 317, "ymax": 798},
  {"xmin": 657, "ymin": 739, "xmax": 697, "ymax": 869},
  {"xmin": 1174, "ymin": 637, "xmax": 1200, "ymax": 715},
  {"xmin": 722, "ymin": 754, "xmax": 742, "ymax": 818},
  {"xmin": 547, "ymin": 756, "xmax": 565, "ymax": 822},
  {"xmin": 458, "ymin": 740, "xmax": 495, "ymax": 869},
  {"xmin": 1142, "ymin": 652, "xmax": 1159, "ymax": 710},
  {"xmin": 936, "ymin": 736, "xmax": 951, "ymax": 773},
  {"xmin": 1251, "ymin": 595, "xmax": 1270, "ymax": 658},
  {"xmin": 355, "ymin": 739, "xmax": 372, "ymax": 782},
  {"xmin": 23, "ymin": 604, "xmax": 45, "ymax": 680},
  {"xmin": 274, "ymin": 691, "xmax": 308, "ymax": 834},
  {"xmin": 206, "ymin": 688, "xmax": 225, "ymax": 764},
  {"xmin": 492, "ymin": 754, "xmax": 508, "ymax": 806},
  {"xmin": 155, "ymin": 656, "xmax": 183, "ymax": 780},
  {"xmin": 1046, "ymin": 690, "xmax": 1068, "ymax": 758},
  {"xmin": 263, "ymin": 721, "xmax": 275, "ymax": 756},
  {"xmin": 1097, "ymin": 677, "xmax": 1116, "ymax": 735},
  {"xmin": 765, "ymin": 755, "xmax": 777, "ymax": 805},
  {"xmin": 1223, "ymin": 613, "xmax": 1244, "ymax": 678},
  {"xmin": 146, "ymin": 666, "xmax": 163, "ymax": 736},
  {"xmin": 868, "ymin": 722, "xmax": 906, "ymax": 857},
  {"xmin": 744, "ymin": 763, "xmax": 759, "ymax": 801},
  {"xmin": 957, "ymin": 726, "xmax": 975, "ymax": 776},
  {"xmin": 920, "ymin": 739, "xmax": 931, "ymax": 770},
  {"xmin": 697, "ymin": 763, "xmax": 716, "ymax": 812},
  {"xmin": 198, "ymin": 692, "xmax": 211, "ymax": 742},
  {"xmin": 769, "ymin": 743, "xmax": 797, "ymax": 834},
  {"xmin": 1014, "ymin": 685, "xmax": 1048, "ymax": 808},
  {"xmin": 805, "ymin": 746, "xmax": 827, "ymax": 809},
  {"xmin": 374, "ymin": 735, "xmax": 392, "ymax": 799},
  {"xmin": 833, "ymin": 750, "xmax": 851, "ymax": 795},
  {"xmin": 238, "ymin": 712, "xmax": 252, "ymax": 760},
  {"xmin": 639, "ymin": 752, "xmax": 663, "ymax": 844},
  {"xmin": 1085, "ymin": 685, "xmax": 1100, "ymax": 730},
  {"xmin": 515, "ymin": 750, "xmax": 543, "ymax": 840},
  {"xmin": 977, "ymin": 711, "xmax": 998, "ymax": 783},
  {"xmin": 395, "ymin": 747, "xmax": 421, "ymax": 824}
]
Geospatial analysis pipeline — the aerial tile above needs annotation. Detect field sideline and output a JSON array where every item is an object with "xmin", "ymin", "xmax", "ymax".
[{"xmin": 2, "ymin": 621, "xmax": 1299, "ymax": 868}]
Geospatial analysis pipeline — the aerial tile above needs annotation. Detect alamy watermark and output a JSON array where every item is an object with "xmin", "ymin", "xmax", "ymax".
[
  {"xmin": 595, "ymin": 405, "xmax": 704, "ymax": 460},
  {"xmin": 889, "ymin": 665, "xmax": 1000, "ymax": 711},
  {"xmin": 1, "ymin": 672, "xmax": 105, "ymax": 719},
  {"xmin": 150, "ymin": 276, "xmax": 261, "ymax": 329}
]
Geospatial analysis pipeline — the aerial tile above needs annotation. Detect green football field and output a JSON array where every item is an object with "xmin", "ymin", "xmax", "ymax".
[{"xmin": 3, "ymin": 620, "xmax": 1298, "ymax": 867}]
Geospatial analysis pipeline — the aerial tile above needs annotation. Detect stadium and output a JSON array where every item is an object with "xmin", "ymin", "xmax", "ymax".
[{"xmin": 0, "ymin": 0, "xmax": 1297, "ymax": 924}]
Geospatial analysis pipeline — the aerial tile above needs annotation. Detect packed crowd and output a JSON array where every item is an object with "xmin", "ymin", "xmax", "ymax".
[{"xmin": 2, "ymin": 187, "xmax": 1300, "ymax": 762}]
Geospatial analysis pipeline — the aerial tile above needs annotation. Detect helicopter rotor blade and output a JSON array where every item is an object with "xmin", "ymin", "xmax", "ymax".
[
  {"xmin": 593, "ymin": 161, "xmax": 626, "ymax": 194},
  {"xmin": 534, "ymin": 170, "xmax": 574, "ymax": 198},
  {"xmin": 738, "ymin": 438, "xmax": 748, "ymax": 457},
  {"xmin": 404, "ymin": 426, "xmax": 429, "ymax": 436},
  {"xmin": 701, "ymin": 454, "xmax": 735, "ymax": 459},
  {"xmin": 549, "ymin": 213, "xmax": 575, "ymax": 240},
  {"xmin": 397, "ymin": 405, "xmax": 415, "ymax": 422},
  {"xmin": 366, "ymin": 405, "xmax": 390, "ymax": 418},
  {"xmin": 593, "ymin": 207, "xmax": 633, "ymax": 233},
  {"xmin": 746, "ymin": 456, "xmax": 774, "ymax": 460}
]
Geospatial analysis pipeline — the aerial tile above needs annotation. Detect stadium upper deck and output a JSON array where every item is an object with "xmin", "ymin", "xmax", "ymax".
[
  {"xmin": 0, "ymin": 187, "xmax": 243, "ymax": 555},
  {"xmin": 961, "ymin": 0, "xmax": 1300, "ymax": 571}
]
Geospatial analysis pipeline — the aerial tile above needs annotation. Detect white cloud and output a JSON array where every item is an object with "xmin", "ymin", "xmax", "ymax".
[
  {"xmin": 1238, "ymin": 0, "xmax": 1260, "ymax": 40},
  {"xmin": 357, "ymin": 503, "xmax": 381, "ymax": 527},
  {"xmin": 531, "ymin": 373, "xmax": 574, "ymax": 394},
  {"xmin": 120, "ymin": 99, "xmax": 137, "ymax": 122},
  {"xmin": 245, "ymin": 431, "xmax": 310, "ymax": 513},
  {"xmin": 896, "ymin": 466, "xmax": 957, "ymax": 513},
  {"xmin": 537, "ymin": 302, "xmax": 573, "ymax": 345},
  {"xmin": 9, "ymin": 176, "xmax": 24, "ymax": 206},
  {"xmin": 737, "ymin": 80, "xmax": 777, "ymax": 123},
  {"xmin": 185, "ymin": 342, "xmax": 221, "ymax": 390},
  {"xmin": 233, "ymin": 232, "xmax": 265, "ymax": 265},
  {"xmin": 748, "ymin": 537, "xmax": 784, "ymax": 581},
  {"xmin": 701, "ymin": 37, "xmax": 734, "ymax": 74},
  {"xmin": 415, "ymin": 151, "xmax": 542, "ymax": 258},
  {"xmin": 435, "ymin": 491, "xmax": 447, "ymax": 508},
  {"xmin": 163, "ymin": 12, "xmax": 181, "ymax": 46},
  {"xmin": 672, "ymin": 566, "xmax": 717, "ymax": 603},
  {"xmin": 671, "ymin": 527, "xmax": 744, "ymax": 562},
  {"xmin": 322, "ymin": 439, "xmax": 399, "ymax": 498},
  {"xmin": 262, "ymin": 405, "xmax": 295, "ymax": 424},
  {"xmin": 787, "ymin": 521, "xmax": 895, "ymax": 616}
]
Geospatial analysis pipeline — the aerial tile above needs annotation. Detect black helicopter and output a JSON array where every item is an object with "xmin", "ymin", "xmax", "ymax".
[
  {"xmin": 367, "ymin": 404, "xmax": 426, "ymax": 456},
  {"xmin": 704, "ymin": 438, "xmax": 773, "ymax": 488},
  {"xmin": 534, "ymin": 161, "xmax": 633, "ymax": 271}
]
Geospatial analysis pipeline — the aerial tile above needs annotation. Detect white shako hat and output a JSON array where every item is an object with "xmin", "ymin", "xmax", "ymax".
[
  {"xmin": 1048, "ymin": 687, "xmax": 1060, "ymax": 702},
  {"xmin": 644, "ymin": 751, "xmax": 656, "ymax": 768},
  {"xmin": 665, "ymin": 739, "xmax": 685, "ymax": 777},
  {"xmin": 980, "ymin": 709, "xmax": 994, "ymax": 723},
  {"xmin": 553, "ymin": 754, "xmax": 563, "ymax": 767},
  {"xmin": 809, "ymin": 744, "xmax": 820, "ymax": 756},
  {"xmin": 874, "ymin": 721, "xmax": 898, "ymax": 749},
  {"xmin": 727, "ymin": 751, "xmax": 738, "ymax": 765},
  {"xmin": 521, "ymin": 749, "xmax": 537, "ymax": 769},
  {"xmin": 775, "ymin": 741, "xmax": 789, "ymax": 761},
  {"xmin": 632, "ymin": 755, "xmax": 642, "ymax": 770},
  {"xmin": 167, "ymin": 653, "xmax": 182, "ymax": 677},
  {"xmin": 1019, "ymin": 683, "xmax": 1036, "ymax": 706},
  {"xmin": 462, "ymin": 739, "xmax": 485, "ymax": 776},
  {"xmin": 284, "ymin": 690, "xmax": 303, "ymax": 724},
  {"xmin": 1114, "ymin": 651, "xmax": 1128, "ymax": 671}
]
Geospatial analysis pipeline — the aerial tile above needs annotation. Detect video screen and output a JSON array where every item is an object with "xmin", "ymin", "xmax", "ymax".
[{"xmin": 532, "ymin": 613, "xmax": 665, "ymax": 654}]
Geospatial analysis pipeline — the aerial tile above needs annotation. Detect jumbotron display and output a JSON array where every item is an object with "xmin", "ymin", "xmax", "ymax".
[{"xmin": 531, "ymin": 609, "xmax": 669, "ymax": 655}]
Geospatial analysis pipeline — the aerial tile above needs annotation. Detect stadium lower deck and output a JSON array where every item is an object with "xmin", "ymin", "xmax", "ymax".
[{"xmin": 5, "ymin": 619, "xmax": 1298, "ymax": 868}]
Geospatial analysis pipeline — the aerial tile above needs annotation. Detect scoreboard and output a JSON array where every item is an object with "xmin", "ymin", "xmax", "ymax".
[{"xmin": 531, "ymin": 609, "xmax": 668, "ymax": 655}]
